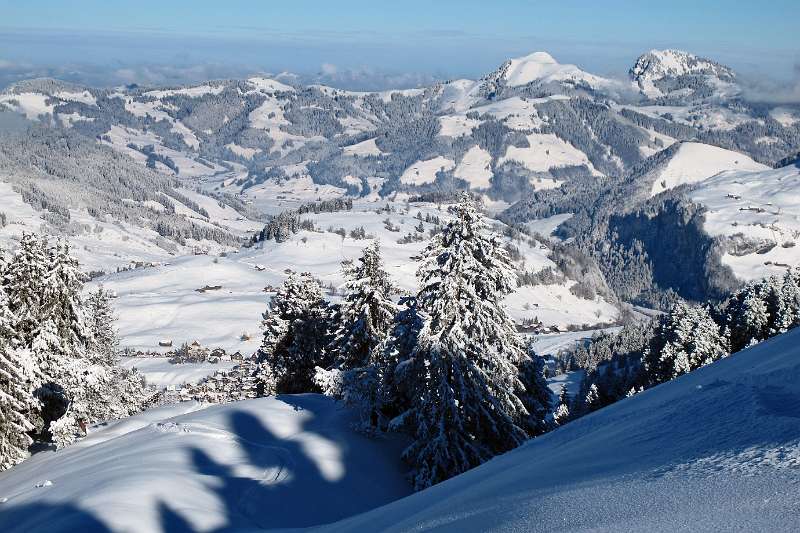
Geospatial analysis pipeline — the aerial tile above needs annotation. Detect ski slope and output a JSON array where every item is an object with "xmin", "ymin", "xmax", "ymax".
[
  {"xmin": 325, "ymin": 327, "xmax": 800, "ymax": 532},
  {"xmin": 0, "ymin": 396, "xmax": 411, "ymax": 532}
]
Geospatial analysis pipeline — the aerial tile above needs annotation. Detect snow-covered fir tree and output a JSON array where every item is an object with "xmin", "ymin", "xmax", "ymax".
[
  {"xmin": 774, "ymin": 269, "xmax": 800, "ymax": 334},
  {"xmin": 723, "ymin": 270, "xmax": 800, "ymax": 353},
  {"xmin": 0, "ymin": 264, "xmax": 36, "ymax": 471},
  {"xmin": 85, "ymin": 286, "xmax": 119, "ymax": 366},
  {"xmin": 331, "ymin": 242, "xmax": 398, "ymax": 370},
  {"xmin": 392, "ymin": 193, "xmax": 529, "ymax": 490},
  {"xmin": 517, "ymin": 344, "xmax": 553, "ymax": 435},
  {"xmin": 553, "ymin": 385, "xmax": 571, "ymax": 426},
  {"xmin": 1, "ymin": 235, "xmax": 146, "ymax": 449},
  {"xmin": 327, "ymin": 243, "xmax": 399, "ymax": 426},
  {"xmin": 2, "ymin": 233, "xmax": 50, "ymax": 352},
  {"xmin": 257, "ymin": 273, "xmax": 333, "ymax": 394},
  {"xmin": 644, "ymin": 302, "xmax": 728, "ymax": 384},
  {"xmin": 584, "ymin": 383, "xmax": 601, "ymax": 411}
]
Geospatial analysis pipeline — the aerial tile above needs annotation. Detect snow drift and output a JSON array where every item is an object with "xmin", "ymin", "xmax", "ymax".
[
  {"xmin": 0, "ymin": 396, "xmax": 410, "ymax": 532},
  {"xmin": 326, "ymin": 327, "xmax": 800, "ymax": 532}
]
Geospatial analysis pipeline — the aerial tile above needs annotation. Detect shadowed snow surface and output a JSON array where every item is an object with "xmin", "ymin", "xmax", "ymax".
[
  {"xmin": 324, "ymin": 328, "xmax": 800, "ymax": 532},
  {"xmin": 0, "ymin": 396, "xmax": 410, "ymax": 532}
]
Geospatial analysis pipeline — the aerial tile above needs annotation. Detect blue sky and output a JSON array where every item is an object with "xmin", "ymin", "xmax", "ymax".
[{"xmin": 0, "ymin": 1, "xmax": 798, "ymax": 89}]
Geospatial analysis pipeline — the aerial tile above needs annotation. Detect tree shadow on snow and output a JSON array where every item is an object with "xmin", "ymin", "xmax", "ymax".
[
  {"xmin": 0, "ymin": 501, "xmax": 112, "ymax": 533},
  {"xmin": 161, "ymin": 394, "xmax": 406, "ymax": 532}
]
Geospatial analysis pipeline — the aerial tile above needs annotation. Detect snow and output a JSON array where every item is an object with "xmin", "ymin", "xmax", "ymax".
[
  {"xmin": 326, "ymin": 326, "xmax": 800, "ymax": 532},
  {"xmin": 505, "ymin": 283, "xmax": 618, "ymax": 329},
  {"xmin": 400, "ymin": 156, "xmax": 455, "ymax": 185},
  {"xmin": 437, "ymin": 114, "xmax": 480, "ymax": 137},
  {"xmin": 246, "ymin": 93, "xmax": 313, "ymax": 154},
  {"xmin": 0, "ymin": 395, "xmax": 411, "ymax": 532},
  {"xmin": 0, "ymin": 178, "xmax": 237, "ymax": 275},
  {"xmin": 92, "ymin": 254, "xmax": 269, "ymax": 355},
  {"xmin": 0, "ymin": 92, "xmax": 55, "ymax": 119},
  {"xmin": 502, "ymin": 52, "xmax": 611, "ymax": 89},
  {"xmin": 246, "ymin": 77, "xmax": 295, "ymax": 93},
  {"xmin": 629, "ymin": 103, "xmax": 752, "ymax": 132},
  {"xmin": 144, "ymin": 84, "xmax": 225, "ymax": 99},
  {"xmin": 525, "ymin": 213, "xmax": 573, "ymax": 237},
  {"xmin": 225, "ymin": 142, "xmax": 261, "ymax": 159},
  {"xmin": 769, "ymin": 107, "xmax": 799, "ymax": 127},
  {"xmin": 87, "ymin": 199, "xmax": 614, "ymax": 355},
  {"xmin": 689, "ymin": 164, "xmax": 800, "ymax": 280},
  {"xmin": 650, "ymin": 142, "xmax": 768, "ymax": 197},
  {"xmin": 631, "ymin": 49, "xmax": 738, "ymax": 98},
  {"xmin": 436, "ymin": 79, "xmax": 481, "ymax": 113},
  {"xmin": 101, "ymin": 125, "xmax": 219, "ymax": 178},
  {"xmin": 120, "ymin": 357, "xmax": 238, "ymax": 389},
  {"xmin": 54, "ymin": 90, "xmax": 97, "ymax": 106},
  {"xmin": 342, "ymin": 138, "xmax": 382, "ymax": 157},
  {"xmin": 500, "ymin": 132, "xmax": 602, "ymax": 178},
  {"xmin": 471, "ymin": 96, "xmax": 559, "ymax": 130},
  {"xmin": 454, "ymin": 146, "xmax": 493, "ymax": 189},
  {"xmin": 122, "ymin": 98, "xmax": 201, "ymax": 151},
  {"xmin": 57, "ymin": 112, "xmax": 95, "ymax": 128}
]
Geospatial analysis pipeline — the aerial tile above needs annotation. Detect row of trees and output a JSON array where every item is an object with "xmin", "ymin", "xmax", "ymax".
[
  {"xmin": 255, "ymin": 194, "xmax": 552, "ymax": 489},
  {"xmin": 0, "ymin": 234, "xmax": 148, "ymax": 470},
  {"xmin": 564, "ymin": 267, "xmax": 800, "ymax": 419}
]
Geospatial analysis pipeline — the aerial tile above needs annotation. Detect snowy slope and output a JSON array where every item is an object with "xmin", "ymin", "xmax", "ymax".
[
  {"xmin": 453, "ymin": 146, "xmax": 493, "ymax": 189},
  {"xmin": 689, "ymin": 163, "xmax": 800, "ymax": 281},
  {"xmin": 0, "ymin": 396, "xmax": 411, "ymax": 532},
  {"xmin": 400, "ymin": 157, "xmax": 455, "ymax": 185},
  {"xmin": 648, "ymin": 142, "xmax": 767, "ymax": 197},
  {"xmin": 325, "ymin": 327, "xmax": 800, "ymax": 532}
]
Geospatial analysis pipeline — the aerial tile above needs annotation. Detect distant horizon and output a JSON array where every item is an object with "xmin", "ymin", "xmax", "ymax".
[{"xmin": 1, "ymin": 1, "xmax": 798, "ymax": 94}]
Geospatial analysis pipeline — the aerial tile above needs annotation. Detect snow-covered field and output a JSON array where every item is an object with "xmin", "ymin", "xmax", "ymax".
[
  {"xmin": 120, "ymin": 357, "xmax": 239, "ymax": 389},
  {"xmin": 325, "ymin": 327, "xmax": 800, "ymax": 532},
  {"xmin": 0, "ymin": 396, "xmax": 411, "ymax": 532}
]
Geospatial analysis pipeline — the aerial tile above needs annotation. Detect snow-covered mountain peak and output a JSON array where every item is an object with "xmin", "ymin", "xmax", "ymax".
[
  {"xmin": 630, "ymin": 49, "xmax": 737, "ymax": 98},
  {"xmin": 479, "ymin": 51, "xmax": 612, "ymax": 98}
]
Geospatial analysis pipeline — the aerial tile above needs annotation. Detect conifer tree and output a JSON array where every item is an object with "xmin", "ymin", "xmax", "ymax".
[
  {"xmin": 85, "ymin": 286, "xmax": 119, "ymax": 366},
  {"xmin": 553, "ymin": 385, "xmax": 571, "ymax": 426},
  {"xmin": 327, "ymin": 243, "xmax": 399, "ymax": 426},
  {"xmin": 0, "ymin": 271, "xmax": 36, "ymax": 470},
  {"xmin": 331, "ymin": 242, "xmax": 397, "ymax": 370},
  {"xmin": 393, "ymin": 193, "xmax": 529, "ymax": 490},
  {"xmin": 257, "ymin": 273, "xmax": 333, "ymax": 394},
  {"xmin": 725, "ymin": 282, "xmax": 770, "ymax": 353},
  {"xmin": 3, "ymin": 233, "xmax": 50, "ymax": 351},
  {"xmin": 584, "ymin": 383, "xmax": 601, "ymax": 411},
  {"xmin": 645, "ymin": 302, "xmax": 728, "ymax": 384},
  {"xmin": 517, "ymin": 345, "xmax": 552, "ymax": 435},
  {"xmin": 2, "ymin": 235, "xmax": 145, "ymax": 448}
]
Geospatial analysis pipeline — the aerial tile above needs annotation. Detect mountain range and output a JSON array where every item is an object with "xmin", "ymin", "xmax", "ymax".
[{"xmin": 0, "ymin": 48, "xmax": 799, "ymax": 310}]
